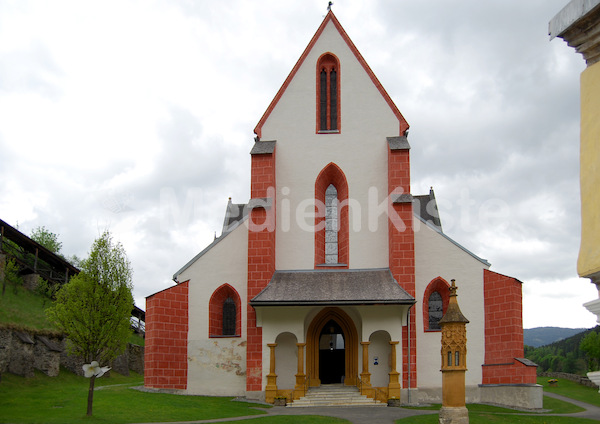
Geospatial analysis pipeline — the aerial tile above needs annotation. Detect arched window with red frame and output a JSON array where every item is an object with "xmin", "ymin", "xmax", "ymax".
[
  {"xmin": 209, "ymin": 284, "xmax": 241, "ymax": 337},
  {"xmin": 315, "ymin": 163, "xmax": 348, "ymax": 267},
  {"xmin": 316, "ymin": 53, "xmax": 340, "ymax": 133},
  {"xmin": 422, "ymin": 277, "xmax": 451, "ymax": 332}
]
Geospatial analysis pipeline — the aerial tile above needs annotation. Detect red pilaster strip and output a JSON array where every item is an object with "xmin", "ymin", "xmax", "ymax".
[
  {"xmin": 247, "ymin": 147, "xmax": 276, "ymax": 392},
  {"xmin": 388, "ymin": 145, "xmax": 416, "ymax": 388}
]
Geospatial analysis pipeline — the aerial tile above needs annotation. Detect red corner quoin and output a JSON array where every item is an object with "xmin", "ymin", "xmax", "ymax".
[
  {"xmin": 387, "ymin": 143, "xmax": 416, "ymax": 389},
  {"xmin": 247, "ymin": 147, "xmax": 276, "ymax": 392},
  {"xmin": 145, "ymin": 281, "xmax": 189, "ymax": 390},
  {"xmin": 482, "ymin": 270, "xmax": 537, "ymax": 384}
]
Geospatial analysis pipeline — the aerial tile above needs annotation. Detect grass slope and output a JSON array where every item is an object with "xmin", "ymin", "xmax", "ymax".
[
  {"xmin": 0, "ymin": 282, "xmax": 145, "ymax": 345},
  {"xmin": 0, "ymin": 283, "xmax": 57, "ymax": 331},
  {"xmin": 538, "ymin": 376, "xmax": 600, "ymax": 407}
]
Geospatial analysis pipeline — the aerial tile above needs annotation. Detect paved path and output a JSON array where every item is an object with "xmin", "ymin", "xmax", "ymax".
[
  {"xmin": 135, "ymin": 394, "xmax": 600, "ymax": 424},
  {"xmin": 542, "ymin": 392, "xmax": 600, "ymax": 421},
  {"xmin": 135, "ymin": 405, "xmax": 437, "ymax": 424}
]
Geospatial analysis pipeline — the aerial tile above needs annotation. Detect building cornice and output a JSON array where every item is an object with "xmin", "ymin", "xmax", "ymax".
[{"xmin": 550, "ymin": 0, "xmax": 600, "ymax": 65}]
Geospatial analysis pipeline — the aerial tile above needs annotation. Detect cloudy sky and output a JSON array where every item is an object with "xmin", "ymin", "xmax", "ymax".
[{"xmin": 0, "ymin": 0, "xmax": 594, "ymax": 329}]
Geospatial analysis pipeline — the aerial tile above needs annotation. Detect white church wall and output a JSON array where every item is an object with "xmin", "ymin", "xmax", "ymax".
[
  {"xmin": 179, "ymin": 224, "xmax": 249, "ymax": 395},
  {"xmin": 259, "ymin": 306, "xmax": 311, "ymax": 388},
  {"xmin": 369, "ymin": 330, "xmax": 392, "ymax": 388},
  {"xmin": 259, "ymin": 20, "xmax": 399, "ymax": 271},
  {"xmin": 356, "ymin": 305, "xmax": 406, "ymax": 342},
  {"xmin": 274, "ymin": 332, "xmax": 299, "ymax": 390},
  {"xmin": 414, "ymin": 221, "xmax": 488, "ymax": 389}
]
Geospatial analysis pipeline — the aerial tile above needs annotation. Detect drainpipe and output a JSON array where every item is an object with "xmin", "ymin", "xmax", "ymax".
[{"xmin": 407, "ymin": 304, "xmax": 414, "ymax": 405}]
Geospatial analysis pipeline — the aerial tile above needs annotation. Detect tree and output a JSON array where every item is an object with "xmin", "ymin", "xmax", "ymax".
[
  {"xmin": 30, "ymin": 226, "xmax": 62, "ymax": 254},
  {"xmin": 581, "ymin": 331, "xmax": 600, "ymax": 371},
  {"xmin": 47, "ymin": 231, "xmax": 133, "ymax": 416}
]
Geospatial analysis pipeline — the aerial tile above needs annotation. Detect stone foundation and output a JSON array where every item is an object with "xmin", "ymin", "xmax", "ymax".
[
  {"xmin": 0, "ymin": 328, "xmax": 144, "ymax": 378},
  {"xmin": 416, "ymin": 384, "xmax": 542, "ymax": 410},
  {"xmin": 439, "ymin": 406, "xmax": 469, "ymax": 424},
  {"xmin": 479, "ymin": 384, "xmax": 543, "ymax": 410},
  {"xmin": 8, "ymin": 331, "xmax": 35, "ymax": 378},
  {"xmin": 22, "ymin": 274, "xmax": 40, "ymax": 291},
  {"xmin": 417, "ymin": 386, "xmax": 480, "ymax": 405},
  {"xmin": 34, "ymin": 335, "xmax": 62, "ymax": 377}
]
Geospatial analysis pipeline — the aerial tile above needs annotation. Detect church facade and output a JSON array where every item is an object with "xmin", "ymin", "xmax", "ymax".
[{"xmin": 144, "ymin": 11, "xmax": 540, "ymax": 408}]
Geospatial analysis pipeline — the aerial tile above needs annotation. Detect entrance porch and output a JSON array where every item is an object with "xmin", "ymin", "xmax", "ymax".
[{"xmin": 250, "ymin": 268, "xmax": 415, "ymax": 404}]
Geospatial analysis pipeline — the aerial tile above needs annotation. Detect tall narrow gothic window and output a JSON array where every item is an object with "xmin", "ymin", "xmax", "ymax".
[
  {"xmin": 325, "ymin": 184, "xmax": 338, "ymax": 264},
  {"xmin": 315, "ymin": 163, "xmax": 349, "ymax": 268},
  {"xmin": 428, "ymin": 291, "xmax": 443, "ymax": 330},
  {"xmin": 317, "ymin": 53, "xmax": 340, "ymax": 132},
  {"xmin": 222, "ymin": 297, "xmax": 236, "ymax": 336}
]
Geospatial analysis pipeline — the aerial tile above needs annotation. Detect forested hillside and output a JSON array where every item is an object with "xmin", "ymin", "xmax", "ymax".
[
  {"xmin": 524, "ymin": 327, "xmax": 587, "ymax": 347},
  {"xmin": 525, "ymin": 326, "xmax": 600, "ymax": 375}
]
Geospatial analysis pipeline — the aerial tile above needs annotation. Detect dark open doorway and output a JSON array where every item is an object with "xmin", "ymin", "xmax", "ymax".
[{"xmin": 319, "ymin": 319, "xmax": 345, "ymax": 384}]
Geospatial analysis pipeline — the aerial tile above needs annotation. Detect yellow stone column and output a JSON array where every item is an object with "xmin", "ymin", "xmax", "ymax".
[
  {"xmin": 439, "ymin": 279, "xmax": 469, "ymax": 423},
  {"xmin": 294, "ymin": 343, "xmax": 306, "ymax": 399},
  {"xmin": 265, "ymin": 343, "xmax": 278, "ymax": 404},
  {"xmin": 388, "ymin": 341, "xmax": 401, "ymax": 399},
  {"xmin": 360, "ymin": 341, "xmax": 373, "ymax": 398}
]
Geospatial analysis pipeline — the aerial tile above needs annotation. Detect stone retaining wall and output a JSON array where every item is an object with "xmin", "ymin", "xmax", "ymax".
[
  {"xmin": 0, "ymin": 328, "xmax": 144, "ymax": 378},
  {"xmin": 539, "ymin": 371, "xmax": 598, "ymax": 388}
]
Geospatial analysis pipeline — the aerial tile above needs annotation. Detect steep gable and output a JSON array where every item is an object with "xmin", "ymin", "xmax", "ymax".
[{"xmin": 254, "ymin": 11, "xmax": 409, "ymax": 139}]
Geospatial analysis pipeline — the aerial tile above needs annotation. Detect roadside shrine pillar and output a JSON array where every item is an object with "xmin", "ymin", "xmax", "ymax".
[{"xmin": 439, "ymin": 279, "xmax": 469, "ymax": 424}]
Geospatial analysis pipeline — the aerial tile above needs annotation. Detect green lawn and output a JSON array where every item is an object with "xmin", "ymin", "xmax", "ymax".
[
  {"xmin": 397, "ymin": 415, "xmax": 598, "ymax": 423},
  {"xmin": 3, "ymin": 369, "xmax": 600, "ymax": 424},
  {"xmin": 0, "ymin": 369, "xmax": 351, "ymax": 424},
  {"xmin": 396, "ymin": 379, "xmax": 600, "ymax": 424},
  {"xmin": 397, "ymin": 400, "xmax": 594, "ymax": 423},
  {"xmin": 538, "ymin": 376, "xmax": 600, "ymax": 407},
  {"xmin": 0, "ymin": 370, "xmax": 271, "ymax": 424}
]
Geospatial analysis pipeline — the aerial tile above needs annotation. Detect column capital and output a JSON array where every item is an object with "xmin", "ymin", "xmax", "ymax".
[
  {"xmin": 296, "ymin": 342, "xmax": 306, "ymax": 347},
  {"xmin": 390, "ymin": 340, "xmax": 399, "ymax": 346},
  {"xmin": 360, "ymin": 341, "xmax": 371, "ymax": 346},
  {"xmin": 267, "ymin": 343, "xmax": 277, "ymax": 348}
]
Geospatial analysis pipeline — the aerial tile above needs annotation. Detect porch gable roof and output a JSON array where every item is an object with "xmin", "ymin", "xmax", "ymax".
[{"xmin": 250, "ymin": 268, "xmax": 416, "ymax": 306}]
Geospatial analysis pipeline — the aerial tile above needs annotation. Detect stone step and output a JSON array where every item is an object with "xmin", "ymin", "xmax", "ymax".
[{"xmin": 288, "ymin": 384, "xmax": 386, "ymax": 407}]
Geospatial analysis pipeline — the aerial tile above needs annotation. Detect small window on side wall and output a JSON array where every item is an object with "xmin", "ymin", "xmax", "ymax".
[
  {"xmin": 209, "ymin": 284, "xmax": 241, "ymax": 338},
  {"xmin": 423, "ymin": 277, "xmax": 450, "ymax": 332},
  {"xmin": 222, "ymin": 297, "xmax": 236, "ymax": 336}
]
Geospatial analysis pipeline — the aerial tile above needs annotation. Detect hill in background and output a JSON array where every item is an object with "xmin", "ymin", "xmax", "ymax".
[{"xmin": 524, "ymin": 327, "xmax": 587, "ymax": 348}]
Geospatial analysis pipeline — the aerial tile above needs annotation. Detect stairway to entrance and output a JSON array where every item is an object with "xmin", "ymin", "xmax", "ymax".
[{"xmin": 288, "ymin": 384, "xmax": 386, "ymax": 407}]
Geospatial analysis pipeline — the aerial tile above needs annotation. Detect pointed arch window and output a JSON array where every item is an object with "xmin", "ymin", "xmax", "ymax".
[
  {"xmin": 222, "ymin": 297, "xmax": 236, "ymax": 336},
  {"xmin": 325, "ymin": 184, "xmax": 339, "ymax": 264},
  {"xmin": 422, "ymin": 277, "xmax": 451, "ymax": 332},
  {"xmin": 428, "ymin": 291, "xmax": 443, "ymax": 330},
  {"xmin": 315, "ymin": 163, "xmax": 348, "ymax": 268},
  {"xmin": 209, "ymin": 284, "xmax": 241, "ymax": 338},
  {"xmin": 317, "ymin": 53, "xmax": 340, "ymax": 133}
]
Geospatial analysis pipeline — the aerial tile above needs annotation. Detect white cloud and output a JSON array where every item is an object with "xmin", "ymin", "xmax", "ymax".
[{"xmin": 0, "ymin": 0, "xmax": 593, "ymax": 329}]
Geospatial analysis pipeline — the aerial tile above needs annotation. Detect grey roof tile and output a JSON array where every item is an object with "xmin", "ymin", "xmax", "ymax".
[
  {"xmin": 250, "ymin": 140, "xmax": 276, "ymax": 155},
  {"xmin": 251, "ymin": 268, "xmax": 415, "ymax": 306},
  {"xmin": 387, "ymin": 136, "xmax": 410, "ymax": 150}
]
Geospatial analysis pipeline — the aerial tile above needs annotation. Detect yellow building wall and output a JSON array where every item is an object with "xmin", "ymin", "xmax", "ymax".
[{"xmin": 578, "ymin": 60, "xmax": 600, "ymax": 279}]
